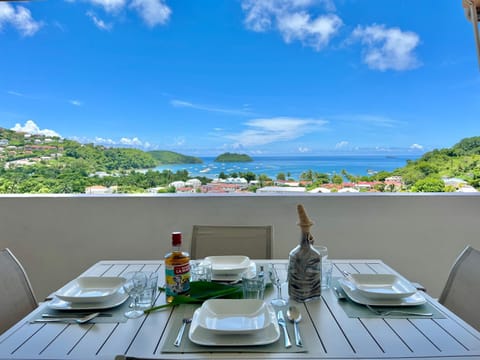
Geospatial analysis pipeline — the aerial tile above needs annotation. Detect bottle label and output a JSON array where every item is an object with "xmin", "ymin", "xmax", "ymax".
[{"xmin": 165, "ymin": 263, "xmax": 190, "ymax": 297}]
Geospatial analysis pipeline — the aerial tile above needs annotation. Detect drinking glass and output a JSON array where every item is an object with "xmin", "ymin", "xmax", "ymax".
[
  {"xmin": 137, "ymin": 271, "xmax": 159, "ymax": 309},
  {"xmin": 190, "ymin": 259, "xmax": 212, "ymax": 282},
  {"xmin": 313, "ymin": 245, "xmax": 328, "ymax": 260},
  {"xmin": 122, "ymin": 271, "xmax": 147, "ymax": 318},
  {"xmin": 321, "ymin": 259, "xmax": 333, "ymax": 290},
  {"xmin": 269, "ymin": 263, "xmax": 288, "ymax": 306},
  {"xmin": 242, "ymin": 265, "xmax": 265, "ymax": 299}
]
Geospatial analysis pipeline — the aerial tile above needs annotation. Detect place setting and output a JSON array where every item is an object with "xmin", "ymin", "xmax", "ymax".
[
  {"xmin": 161, "ymin": 255, "xmax": 307, "ymax": 354},
  {"xmin": 32, "ymin": 271, "xmax": 160, "ymax": 324},
  {"xmin": 332, "ymin": 273, "xmax": 446, "ymax": 319}
]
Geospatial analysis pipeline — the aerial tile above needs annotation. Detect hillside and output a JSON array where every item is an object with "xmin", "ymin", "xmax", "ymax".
[
  {"xmin": 214, "ymin": 152, "xmax": 253, "ymax": 162},
  {"xmin": 148, "ymin": 151, "xmax": 202, "ymax": 164},
  {"xmin": 393, "ymin": 136, "xmax": 480, "ymax": 188}
]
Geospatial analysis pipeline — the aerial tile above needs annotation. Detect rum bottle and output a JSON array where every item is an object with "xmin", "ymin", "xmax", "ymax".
[{"xmin": 165, "ymin": 231, "xmax": 190, "ymax": 303}]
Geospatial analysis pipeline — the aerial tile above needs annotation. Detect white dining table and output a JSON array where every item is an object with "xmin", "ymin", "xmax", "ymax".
[{"xmin": 1, "ymin": 259, "xmax": 479, "ymax": 360}]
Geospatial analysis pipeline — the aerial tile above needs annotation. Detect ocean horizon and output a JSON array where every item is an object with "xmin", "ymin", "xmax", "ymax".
[{"xmin": 154, "ymin": 154, "xmax": 420, "ymax": 180}]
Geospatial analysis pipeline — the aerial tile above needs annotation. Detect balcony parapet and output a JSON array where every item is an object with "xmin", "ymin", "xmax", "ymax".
[{"xmin": 1, "ymin": 193, "xmax": 479, "ymax": 299}]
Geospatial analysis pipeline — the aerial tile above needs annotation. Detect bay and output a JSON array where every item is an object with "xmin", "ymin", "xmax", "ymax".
[{"xmin": 153, "ymin": 155, "xmax": 419, "ymax": 180}]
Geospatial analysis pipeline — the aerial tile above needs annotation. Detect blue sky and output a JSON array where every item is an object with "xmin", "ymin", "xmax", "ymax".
[{"xmin": 1, "ymin": 0, "xmax": 479, "ymax": 156}]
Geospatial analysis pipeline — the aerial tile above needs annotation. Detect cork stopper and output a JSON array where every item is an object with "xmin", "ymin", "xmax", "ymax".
[{"xmin": 297, "ymin": 204, "xmax": 314, "ymax": 243}]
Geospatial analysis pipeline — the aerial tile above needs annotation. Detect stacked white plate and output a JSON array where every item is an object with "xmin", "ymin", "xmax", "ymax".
[
  {"xmin": 49, "ymin": 276, "xmax": 129, "ymax": 310},
  {"xmin": 205, "ymin": 255, "xmax": 256, "ymax": 282},
  {"xmin": 188, "ymin": 299, "xmax": 280, "ymax": 346},
  {"xmin": 338, "ymin": 274, "xmax": 426, "ymax": 306}
]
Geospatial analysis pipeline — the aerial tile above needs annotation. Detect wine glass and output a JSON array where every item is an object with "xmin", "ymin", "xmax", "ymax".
[
  {"xmin": 122, "ymin": 271, "xmax": 147, "ymax": 318},
  {"xmin": 269, "ymin": 263, "xmax": 288, "ymax": 306}
]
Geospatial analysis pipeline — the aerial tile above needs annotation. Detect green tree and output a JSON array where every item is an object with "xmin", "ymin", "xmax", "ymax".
[
  {"xmin": 331, "ymin": 174, "xmax": 343, "ymax": 185},
  {"xmin": 300, "ymin": 169, "xmax": 314, "ymax": 181},
  {"xmin": 411, "ymin": 178, "xmax": 445, "ymax": 192},
  {"xmin": 314, "ymin": 172, "xmax": 330, "ymax": 184}
]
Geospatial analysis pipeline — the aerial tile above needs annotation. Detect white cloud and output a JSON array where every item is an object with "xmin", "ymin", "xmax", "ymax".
[
  {"xmin": 335, "ymin": 140, "xmax": 349, "ymax": 149},
  {"xmin": 130, "ymin": 0, "xmax": 171, "ymax": 27},
  {"xmin": 277, "ymin": 12, "xmax": 342, "ymax": 50},
  {"xmin": 0, "ymin": 3, "xmax": 42, "ymax": 37},
  {"xmin": 81, "ymin": 0, "xmax": 171, "ymax": 28},
  {"xmin": 86, "ymin": 11, "xmax": 112, "ymax": 30},
  {"xmin": 94, "ymin": 136, "xmax": 116, "ymax": 144},
  {"xmin": 69, "ymin": 99, "xmax": 83, "ymax": 106},
  {"xmin": 171, "ymin": 99, "xmax": 255, "ymax": 116},
  {"xmin": 338, "ymin": 114, "xmax": 402, "ymax": 128},
  {"xmin": 298, "ymin": 146, "xmax": 310, "ymax": 153},
  {"xmin": 89, "ymin": 0, "xmax": 126, "ymax": 13},
  {"xmin": 351, "ymin": 24, "xmax": 421, "ymax": 71},
  {"xmin": 241, "ymin": 0, "xmax": 341, "ymax": 51},
  {"xmin": 89, "ymin": 135, "xmax": 158, "ymax": 149},
  {"xmin": 410, "ymin": 143, "xmax": 424, "ymax": 150},
  {"xmin": 226, "ymin": 117, "xmax": 327, "ymax": 147},
  {"xmin": 7, "ymin": 90, "xmax": 24, "ymax": 97},
  {"xmin": 120, "ymin": 137, "xmax": 143, "ymax": 146},
  {"xmin": 11, "ymin": 120, "xmax": 61, "ymax": 137},
  {"xmin": 171, "ymin": 137, "xmax": 186, "ymax": 146}
]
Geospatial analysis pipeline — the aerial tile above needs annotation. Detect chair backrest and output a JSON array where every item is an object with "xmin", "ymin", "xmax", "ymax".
[
  {"xmin": 438, "ymin": 245, "xmax": 480, "ymax": 331},
  {"xmin": 190, "ymin": 225, "xmax": 273, "ymax": 260},
  {"xmin": 0, "ymin": 248, "xmax": 38, "ymax": 335}
]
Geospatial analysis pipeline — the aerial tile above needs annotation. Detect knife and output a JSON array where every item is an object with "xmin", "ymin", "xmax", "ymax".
[{"xmin": 277, "ymin": 310, "xmax": 292, "ymax": 348}]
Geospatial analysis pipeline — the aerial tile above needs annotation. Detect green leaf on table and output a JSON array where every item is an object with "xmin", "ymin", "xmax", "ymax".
[{"xmin": 144, "ymin": 281, "xmax": 243, "ymax": 313}]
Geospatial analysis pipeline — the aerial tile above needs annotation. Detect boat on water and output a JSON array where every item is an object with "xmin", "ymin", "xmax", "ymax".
[{"xmin": 200, "ymin": 168, "xmax": 211, "ymax": 173}]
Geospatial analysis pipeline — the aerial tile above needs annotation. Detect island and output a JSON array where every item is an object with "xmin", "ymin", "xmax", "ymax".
[{"xmin": 214, "ymin": 152, "xmax": 253, "ymax": 162}]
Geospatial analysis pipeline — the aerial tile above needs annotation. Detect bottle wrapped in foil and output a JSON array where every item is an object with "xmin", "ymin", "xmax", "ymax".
[{"xmin": 288, "ymin": 204, "xmax": 321, "ymax": 302}]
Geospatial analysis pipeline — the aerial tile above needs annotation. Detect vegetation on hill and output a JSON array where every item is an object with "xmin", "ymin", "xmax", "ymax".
[
  {"xmin": 0, "ymin": 128, "xmax": 201, "ymax": 193},
  {"xmin": 64, "ymin": 141, "xmax": 158, "ymax": 170},
  {"xmin": 214, "ymin": 152, "xmax": 253, "ymax": 162},
  {"xmin": 391, "ymin": 136, "xmax": 480, "ymax": 189},
  {"xmin": 148, "ymin": 150, "xmax": 202, "ymax": 164}
]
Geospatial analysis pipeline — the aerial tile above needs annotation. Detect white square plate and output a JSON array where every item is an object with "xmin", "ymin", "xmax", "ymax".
[
  {"xmin": 48, "ymin": 290, "xmax": 129, "ymax": 310},
  {"xmin": 349, "ymin": 274, "xmax": 417, "ymax": 299},
  {"xmin": 339, "ymin": 278, "xmax": 426, "ymax": 306},
  {"xmin": 194, "ymin": 299, "xmax": 273, "ymax": 334},
  {"xmin": 55, "ymin": 277, "xmax": 125, "ymax": 303},
  {"xmin": 189, "ymin": 300, "xmax": 280, "ymax": 346},
  {"xmin": 211, "ymin": 261, "xmax": 256, "ymax": 282},
  {"xmin": 205, "ymin": 256, "xmax": 251, "ymax": 275}
]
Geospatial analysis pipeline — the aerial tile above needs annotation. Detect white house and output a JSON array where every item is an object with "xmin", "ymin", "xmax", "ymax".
[
  {"xmin": 169, "ymin": 181, "xmax": 186, "ymax": 189},
  {"xmin": 186, "ymin": 179, "xmax": 202, "ymax": 188}
]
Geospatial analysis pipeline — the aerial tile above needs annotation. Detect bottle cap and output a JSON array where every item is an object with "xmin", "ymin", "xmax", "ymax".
[{"xmin": 172, "ymin": 231, "xmax": 182, "ymax": 246}]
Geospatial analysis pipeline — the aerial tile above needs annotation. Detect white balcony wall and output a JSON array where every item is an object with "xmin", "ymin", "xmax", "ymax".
[{"xmin": 0, "ymin": 194, "xmax": 479, "ymax": 300}]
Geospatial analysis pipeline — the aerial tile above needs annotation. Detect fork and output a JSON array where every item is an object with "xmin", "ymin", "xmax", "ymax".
[
  {"xmin": 173, "ymin": 318, "xmax": 192, "ymax": 347},
  {"xmin": 32, "ymin": 312, "xmax": 100, "ymax": 324},
  {"xmin": 365, "ymin": 304, "xmax": 432, "ymax": 317}
]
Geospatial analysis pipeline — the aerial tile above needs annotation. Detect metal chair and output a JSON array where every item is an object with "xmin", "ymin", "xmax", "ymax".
[
  {"xmin": 0, "ymin": 248, "xmax": 38, "ymax": 335},
  {"xmin": 190, "ymin": 225, "xmax": 273, "ymax": 260},
  {"xmin": 438, "ymin": 245, "xmax": 480, "ymax": 330}
]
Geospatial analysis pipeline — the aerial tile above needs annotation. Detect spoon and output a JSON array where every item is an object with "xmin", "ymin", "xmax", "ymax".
[
  {"xmin": 286, "ymin": 306, "xmax": 303, "ymax": 347},
  {"xmin": 32, "ymin": 312, "xmax": 100, "ymax": 324}
]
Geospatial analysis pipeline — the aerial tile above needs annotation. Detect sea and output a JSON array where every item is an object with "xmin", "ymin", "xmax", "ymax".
[{"xmin": 153, "ymin": 154, "xmax": 420, "ymax": 180}]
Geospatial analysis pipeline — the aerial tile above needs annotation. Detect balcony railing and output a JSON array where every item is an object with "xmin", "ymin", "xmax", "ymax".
[{"xmin": 1, "ymin": 193, "xmax": 479, "ymax": 300}]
